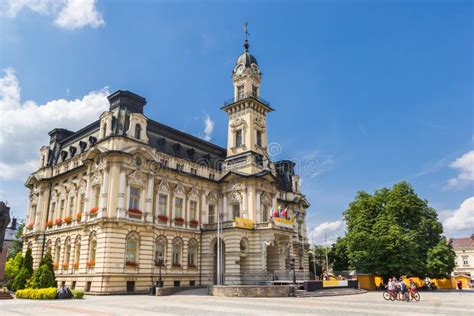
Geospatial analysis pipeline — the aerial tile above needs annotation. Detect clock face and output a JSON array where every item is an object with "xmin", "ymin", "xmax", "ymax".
[{"xmin": 235, "ymin": 64, "xmax": 245, "ymax": 75}]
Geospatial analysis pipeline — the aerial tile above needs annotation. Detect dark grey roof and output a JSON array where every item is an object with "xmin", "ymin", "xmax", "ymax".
[{"xmin": 236, "ymin": 51, "xmax": 258, "ymax": 68}]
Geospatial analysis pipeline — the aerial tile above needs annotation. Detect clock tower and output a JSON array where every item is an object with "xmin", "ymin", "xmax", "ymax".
[{"xmin": 222, "ymin": 27, "xmax": 274, "ymax": 175}]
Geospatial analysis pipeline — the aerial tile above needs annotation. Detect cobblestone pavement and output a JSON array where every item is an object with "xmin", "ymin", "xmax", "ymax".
[{"xmin": 1, "ymin": 290, "xmax": 473, "ymax": 315}]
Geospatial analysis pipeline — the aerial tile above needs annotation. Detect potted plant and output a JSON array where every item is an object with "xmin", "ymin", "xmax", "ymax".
[
  {"xmin": 73, "ymin": 262, "xmax": 79, "ymax": 269},
  {"xmin": 174, "ymin": 217, "xmax": 184, "ymax": 225},
  {"xmin": 89, "ymin": 207, "xmax": 98, "ymax": 216},
  {"xmin": 158, "ymin": 215, "xmax": 168, "ymax": 223},
  {"xmin": 76, "ymin": 212, "xmax": 82, "ymax": 221},
  {"xmin": 86, "ymin": 259, "xmax": 96, "ymax": 267},
  {"xmin": 55, "ymin": 218, "xmax": 62, "ymax": 226},
  {"xmin": 63, "ymin": 262, "xmax": 69, "ymax": 269},
  {"xmin": 47, "ymin": 220, "xmax": 53, "ymax": 228},
  {"xmin": 128, "ymin": 208, "xmax": 143, "ymax": 218},
  {"xmin": 64, "ymin": 215, "xmax": 72, "ymax": 224},
  {"xmin": 189, "ymin": 219, "xmax": 199, "ymax": 227}
]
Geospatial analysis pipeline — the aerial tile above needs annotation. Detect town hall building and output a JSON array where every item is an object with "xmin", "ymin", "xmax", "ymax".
[{"xmin": 22, "ymin": 35, "xmax": 310, "ymax": 293}]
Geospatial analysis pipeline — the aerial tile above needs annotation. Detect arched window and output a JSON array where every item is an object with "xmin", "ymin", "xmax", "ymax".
[
  {"xmin": 64, "ymin": 238, "xmax": 71, "ymax": 268},
  {"xmin": 54, "ymin": 239, "xmax": 61, "ymax": 268},
  {"xmin": 135, "ymin": 124, "xmax": 141, "ymax": 140},
  {"xmin": 172, "ymin": 238, "xmax": 182, "ymax": 267},
  {"xmin": 46, "ymin": 240, "xmax": 52, "ymax": 255},
  {"xmin": 74, "ymin": 237, "xmax": 81, "ymax": 268},
  {"xmin": 88, "ymin": 233, "xmax": 97, "ymax": 267},
  {"xmin": 262, "ymin": 204, "xmax": 269, "ymax": 222},
  {"xmin": 232, "ymin": 203, "xmax": 240, "ymax": 219},
  {"xmin": 155, "ymin": 236, "xmax": 166, "ymax": 266},
  {"xmin": 188, "ymin": 239, "xmax": 198, "ymax": 267},
  {"xmin": 125, "ymin": 232, "xmax": 139, "ymax": 266}
]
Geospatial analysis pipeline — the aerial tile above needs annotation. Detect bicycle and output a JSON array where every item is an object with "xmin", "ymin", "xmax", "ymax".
[
  {"xmin": 383, "ymin": 289, "xmax": 397, "ymax": 301},
  {"xmin": 408, "ymin": 288, "xmax": 420, "ymax": 302}
]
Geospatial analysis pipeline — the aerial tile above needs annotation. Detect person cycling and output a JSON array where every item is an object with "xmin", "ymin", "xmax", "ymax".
[
  {"xmin": 399, "ymin": 278, "xmax": 408, "ymax": 302},
  {"xmin": 388, "ymin": 278, "xmax": 395, "ymax": 299}
]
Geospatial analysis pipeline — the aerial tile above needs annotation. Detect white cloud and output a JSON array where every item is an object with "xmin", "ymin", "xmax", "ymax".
[
  {"xmin": 442, "ymin": 197, "xmax": 474, "ymax": 236},
  {"xmin": 447, "ymin": 150, "xmax": 474, "ymax": 189},
  {"xmin": 55, "ymin": 0, "xmax": 104, "ymax": 30},
  {"xmin": 308, "ymin": 219, "xmax": 346, "ymax": 246},
  {"xmin": 0, "ymin": 0, "xmax": 104, "ymax": 30},
  {"xmin": 203, "ymin": 114, "xmax": 214, "ymax": 142},
  {"xmin": 0, "ymin": 68, "xmax": 109, "ymax": 181}
]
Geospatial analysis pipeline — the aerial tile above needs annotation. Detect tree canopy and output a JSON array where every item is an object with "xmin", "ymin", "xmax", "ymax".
[{"xmin": 342, "ymin": 181, "xmax": 454, "ymax": 279}]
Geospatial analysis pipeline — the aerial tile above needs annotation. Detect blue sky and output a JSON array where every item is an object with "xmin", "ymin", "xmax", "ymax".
[{"xmin": 0, "ymin": 0, "xmax": 472, "ymax": 244}]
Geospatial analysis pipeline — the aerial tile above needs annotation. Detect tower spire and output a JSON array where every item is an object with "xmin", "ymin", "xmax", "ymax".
[{"xmin": 242, "ymin": 22, "xmax": 250, "ymax": 52}]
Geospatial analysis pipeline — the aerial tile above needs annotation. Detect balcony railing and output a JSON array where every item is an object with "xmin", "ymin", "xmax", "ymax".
[{"xmin": 223, "ymin": 93, "xmax": 271, "ymax": 108}]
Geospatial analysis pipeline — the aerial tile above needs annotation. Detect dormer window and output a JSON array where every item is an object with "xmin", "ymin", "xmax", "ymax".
[
  {"xmin": 89, "ymin": 136, "xmax": 97, "ymax": 146},
  {"xmin": 235, "ymin": 129, "xmax": 243, "ymax": 147},
  {"xmin": 79, "ymin": 141, "xmax": 87, "ymax": 152},
  {"xmin": 135, "ymin": 124, "xmax": 141, "ymax": 140},
  {"xmin": 69, "ymin": 146, "xmax": 77, "ymax": 157},
  {"xmin": 237, "ymin": 85, "xmax": 244, "ymax": 100},
  {"xmin": 61, "ymin": 151, "xmax": 68, "ymax": 161}
]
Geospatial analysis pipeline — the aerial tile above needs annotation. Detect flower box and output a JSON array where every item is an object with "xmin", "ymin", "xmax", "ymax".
[
  {"xmin": 128, "ymin": 208, "xmax": 143, "ymax": 218},
  {"xmin": 76, "ymin": 212, "xmax": 82, "ymax": 221},
  {"xmin": 27, "ymin": 223, "xmax": 34, "ymax": 230},
  {"xmin": 158, "ymin": 215, "xmax": 169, "ymax": 223},
  {"xmin": 53, "ymin": 262, "xmax": 59, "ymax": 270},
  {"xmin": 73, "ymin": 262, "xmax": 79, "ymax": 269},
  {"xmin": 174, "ymin": 217, "xmax": 184, "ymax": 225},
  {"xmin": 62, "ymin": 262, "xmax": 69, "ymax": 269},
  {"xmin": 172, "ymin": 263, "xmax": 181, "ymax": 268},
  {"xmin": 63, "ymin": 216, "xmax": 72, "ymax": 224},
  {"xmin": 188, "ymin": 264, "xmax": 197, "ymax": 268},
  {"xmin": 86, "ymin": 259, "xmax": 96, "ymax": 267},
  {"xmin": 189, "ymin": 219, "xmax": 199, "ymax": 227},
  {"xmin": 47, "ymin": 220, "xmax": 53, "ymax": 228},
  {"xmin": 55, "ymin": 218, "xmax": 62, "ymax": 226},
  {"xmin": 125, "ymin": 261, "xmax": 139, "ymax": 267},
  {"xmin": 89, "ymin": 207, "xmax": 98, "ymax": 216}
]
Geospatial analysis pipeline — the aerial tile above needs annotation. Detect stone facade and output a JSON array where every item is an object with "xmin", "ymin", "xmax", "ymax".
[
  {"xmin": 22, "ymin": 37, "xmax": 310, "ymax": 293},
  {"xmin": 452, "ymin": 234, "xmax": 474, "ymax": 280}
]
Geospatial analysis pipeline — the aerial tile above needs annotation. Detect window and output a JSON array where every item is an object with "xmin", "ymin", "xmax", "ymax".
[
  {"xmin": 188, "ymin": 240, "xmax": 197, "ymax": 267},
  {"xmin": 262, "ymin": 205, "xmax": 269, "ymax": 222},
  {"xmin": 252, "ymin": 85, "xmax": 258, "ymax": 97},
  {"xmin": 237, "ymin": 85, "xmax": 244, "ymax": 100},
  {"xmin": 93, "ymin": 186, "xmax": 100, "ymax": 208},
  {"xmin": 59, "ymin": 200, "xmax": 65, "ymax": 218},
  {"xmin": 158, "ymin": 194, "xmax": 168, "ymax": 216},
  {"xmin": 51, "ymin": 202, "xmax": 56, "ymax": 214},
  {"xmin": 232, "ymin": 203, "xmax": 240, "ymax": 219},
  {"xmin": 256, "ymin": 130, "xmax": 262, "ymax": 147},
  {"xmin": 79, "ymin": 194, "xmax": 85, "ymax": 212},
  {"xmin": 160, "ymin": 159, "xmax": 168, "ymax": 168},
  {"xmin": 126, "ymin": 235, "xmax": 138, "ymax": 265},
  {"xmin": 129, "ymin": 187, "xmax": 140, "ymax": 210},
  {"xmin": 463, "ymin": 256, "xmax": 469, "ymax": 265},
  {"xmin": 208, "ymin": 205, "xmax": 215, "ymax": 224},
  {"xmin": 75, "ymin": 241, "xmax": 81, "ymax": 265},
  {"xmin": 209, "ymin": 173, "xmax": 215, "ymax": 180},
  {"xmin": 69, "ymin": 197, "xmax": 75, "ymax": 215},
  {"xmin": 155, "ymin": 238, "xmax": 166, "ymax": 266},
  {"xmin": 55, "ymin": 243, "xmax": 61, "ymax": 265},
  {"xmin": 89, "ymin": 239, "xmax": 97, "ymax": 262},
  {"xmin": 235, "ymin": 129, "xmax": 243, "ymax": 147},
  {"xmin": 176, "ymin": 163, "xmax": 184, "ymax": 172},
  {"xmin": 64, "ymin": 243, "xmax": 71, "ymax": 265},
  {"xmin": 135, "ymin": 124, "xmax": 141, "ymax": 139},
  {"xmin": 175, "ymin": 197, "xmax": 183, "ymax": 218},
  {"xmin": 190, "ymin": 201, "xmax": 197, "ymax": 220},
  {"xmin": 190, "ymin": 168, "xmax": 197, "ymax": 175},
  {"xmin": 172, "ymin": 239, "xmax": 182, "ymax": 266}
]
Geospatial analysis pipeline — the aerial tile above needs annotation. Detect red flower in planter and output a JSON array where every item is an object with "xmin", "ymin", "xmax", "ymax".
[
  {"xmin": 89, "ymin": 207, "xmax": 98, "ymax": 215},
  {"xmin": 174, "ymin": 217, "xmax": 184, "ymax": 225},
  {"xmin": 189, "ymin": 219, "xmax": 199, "ymax": 226},
  {"xmin": 125, "ymin": 261, "xmax": 139, "ymax": 267},
  {"xmin": 55, "ymin": 218, "xmax": 62, "ymax": 225},
  {"xmin": 76, "ymin": 212, "xmax": 83, "ymax": 221},
  {"xmin": 73, "ymin": 262, "xmax": 79, "ymax": 269},
  {"xmin": 27, "ymin": 223, "xmax": 34, "ymax": 230},
  {"xmin": 158, "ymin": 215, "xmax": 169, "ymax": 222},
  {"xmin": 47, "ymin": 220, "xmax": 53, "ymax": 228},
  {"xmin": 86, "ymin": 259, "xmax": 96, "ymax": 267},
  {"xmin": 128, "ymin": 208, "xmax": 143, "ymax": 215},
  {"xmin": 63, "ymin": 216, "xmax": 72, "ymax": 223},
  {"xmin": 62, "ymin": 262, "xmax": 70, "ymax": 269}
]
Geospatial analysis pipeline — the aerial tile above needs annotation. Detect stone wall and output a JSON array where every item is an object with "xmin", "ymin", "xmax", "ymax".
[{"xmin": 210, "ymin": 285, "xmax": 291, "ymax": 297}]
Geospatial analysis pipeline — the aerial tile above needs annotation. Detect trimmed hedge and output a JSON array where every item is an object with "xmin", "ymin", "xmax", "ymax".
[
  {"xmin": 71, "ymin": 289, "xmax": 84, "ymax": 299},
  {"xmin": 16, "ymin": 288, "xmax": 57, "ymax": 300}
]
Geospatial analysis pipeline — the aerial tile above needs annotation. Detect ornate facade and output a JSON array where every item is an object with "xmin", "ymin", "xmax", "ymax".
[{"xmin": 22, "ymin": 37, "xmax": 310, "ymax": 293}]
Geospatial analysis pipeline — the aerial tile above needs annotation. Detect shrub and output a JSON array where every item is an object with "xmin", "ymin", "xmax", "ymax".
[
  {"xmin": 71, "ymin": 289, "xmax": 84, "ymax": 299},
  {"xmin": 24, "ymin": 248, "xmax": 34, "ymax": 275},
  {"xmin": 4, "ymin": 252, "xmax": 23, "ymax": 289},
  {"xmin": 31, "ymin": 264, "xmax": 56, "ymax": 289},
  {"xmin": 12, "ymin": 267, "xmax": 30, "ymax": 292},
  {"xmin": 16, "ymin": 288, "xmax": 57, "ymax": 300}
]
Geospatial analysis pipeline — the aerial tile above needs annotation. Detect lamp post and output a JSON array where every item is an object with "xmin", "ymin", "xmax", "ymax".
[{"xmin": 154, "ymin": 256, "xmax": 164, "ymax": 288}]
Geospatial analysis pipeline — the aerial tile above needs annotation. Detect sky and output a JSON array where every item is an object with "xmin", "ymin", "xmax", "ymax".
[{"xmin": 0, "ymin": 0, "xmax": 472, "ymax": 245}]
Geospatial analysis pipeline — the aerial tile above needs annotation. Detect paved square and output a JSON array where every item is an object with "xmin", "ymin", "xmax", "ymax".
[{"xmin": 1, "ymin": 290, "xmax": 473, "ymax": 315}]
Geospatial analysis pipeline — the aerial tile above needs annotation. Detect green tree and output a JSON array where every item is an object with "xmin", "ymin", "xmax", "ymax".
[
  {"xmin": 309, "ymin": 245, "xmax": 328, "ymax": 278},
  {"xmin": 426, "ymin": 237, "xmax": 456, "ymax": 279},
  {"xmin": 7, "ymin": 223, "xmax": 24, "ymax": 259},
  {"xmin": 12, "ymin": 267, "xmax": 30, "ymax": 291},
  {"xmin": 343, "ymin": 181, "xmax": 452, "ymax": 280},
  {"xmin": 31, "ymin": 264, "xmax": 56, "ymax": 289},
  {"xmin": 4, "ymin": 252, "xmax": 23, "ymax": 289},
  {"xmin": 329, "ymin": 237, "xmax": 350, "ymax": 272},
  {"xmin": 23, "ymin": 248, "xmax": 34, "ymax": 275}
]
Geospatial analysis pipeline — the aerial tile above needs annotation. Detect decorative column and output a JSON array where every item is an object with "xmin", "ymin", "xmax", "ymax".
[
  {"xmin": 222, "ymin": 194, "xmax": 228, "ymax": 222},
  {"xmin": 145, "ymin": 174, "xmax": 154, "ymax": 222},
  {"xmin": 98, "ymin": 164, "xmax": 109, "ymax": 218},
  {"xmin": 117, "ymin": 166, "xmax": 126, "ymax": 219},
  {"xmin": 255, "ymin": 189, "xmax": 261, "ymax": 222}
]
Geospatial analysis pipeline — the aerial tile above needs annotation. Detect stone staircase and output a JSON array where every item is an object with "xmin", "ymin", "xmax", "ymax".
[{"xmin": 297, "ymin": 288, "xmax": 366, "ymax": 298}]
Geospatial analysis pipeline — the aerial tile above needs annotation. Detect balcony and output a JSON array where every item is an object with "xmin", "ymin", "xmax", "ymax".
[{"xmin": 222, "ymin": 93, "xmax": 272, "ymax": 109}]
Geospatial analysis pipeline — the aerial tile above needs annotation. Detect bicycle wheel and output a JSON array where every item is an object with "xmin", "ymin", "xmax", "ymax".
[
  {"xmin": 413, "ymin": 292, "xmax": 420, "ymax": 302},
  {"xmin": 389, "ymin": 292, "xmax": 396, "ymax": 301},
  {"xmin": 383, "ymin": 291, "xmax": 390, "ymax": 301}
]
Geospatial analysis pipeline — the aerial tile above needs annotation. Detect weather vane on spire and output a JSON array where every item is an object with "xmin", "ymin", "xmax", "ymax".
[{"xmin": 242, "ymin": 22, "xmax": 250, "ymax": 51}]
